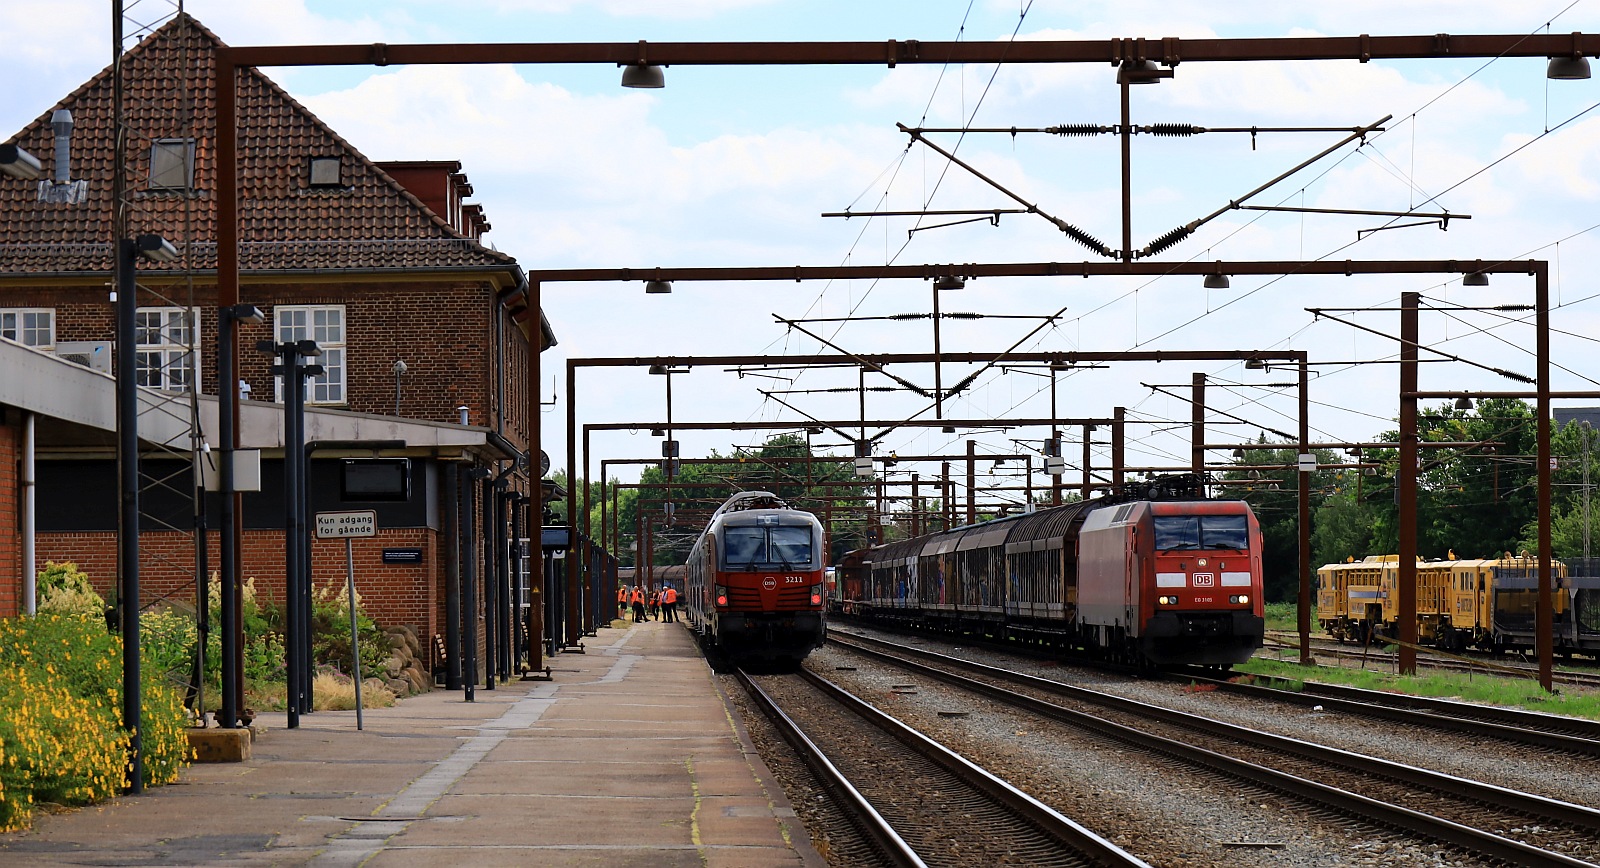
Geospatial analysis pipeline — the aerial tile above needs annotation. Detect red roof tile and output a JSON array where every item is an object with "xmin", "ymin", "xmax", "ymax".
[{"xmin": 0, "ymin": 13, "xmax": 516, "ymax": 275}]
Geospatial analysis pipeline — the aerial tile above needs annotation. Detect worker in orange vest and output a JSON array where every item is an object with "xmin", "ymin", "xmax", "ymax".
[
  {"xmin": 616, "ymin": 586, "xmax": 627, "ymax": 619},
  {"xmin": 630, "ymin": 586, "xmax": 647, "ymax": 623},
  {"xmin": 661, "ymin": 585, "xmax": 679, "ymax": 623}
]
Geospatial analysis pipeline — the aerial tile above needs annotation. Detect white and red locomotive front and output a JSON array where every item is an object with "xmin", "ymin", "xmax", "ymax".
[
  {"xmin": 684, "ymin": 492, "xmax": 827, "ymax": 666},
  {"xmin": 1078, "ymin": 499, "xmax": 1264, "ymax": 666}
]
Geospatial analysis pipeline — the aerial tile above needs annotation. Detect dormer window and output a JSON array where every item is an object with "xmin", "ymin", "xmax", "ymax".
[
  {"xmin": 149, "ymin": 138, "xmax": 195, "ymax": 190},
  {"xmin": 308, "ymin": 156, "xmax": 342, "ymax": 188}
]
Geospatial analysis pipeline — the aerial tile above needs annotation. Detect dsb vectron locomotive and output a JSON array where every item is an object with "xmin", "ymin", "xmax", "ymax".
[
  {"xmin": 834, "ymin": 476, "xmax": 1266, "ymax": 668},
  {"xmin": 683, "ymin": 491, "xmax": 828, "ymax": 669}
]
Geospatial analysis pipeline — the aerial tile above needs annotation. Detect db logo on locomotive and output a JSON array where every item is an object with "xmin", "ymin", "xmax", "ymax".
[{"xmin": 762, "ymin": 576, "xmax": 778, "ymax": 590}]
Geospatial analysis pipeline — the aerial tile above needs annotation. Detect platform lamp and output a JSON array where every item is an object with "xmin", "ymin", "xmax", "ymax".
[
  {"xmin": 0, "ymin": 143, "xmax": 43, "ymax": 180},
  {"xmin": 116, "ymin": 233, "xmax": 177, "ymax": 794},
  {"xmin": 1548, "ymin": 52, "xmax": 1592, "ymax": 80},
  {"xmin": 216, "ymin": 303, "xmax": 264, "ymax": 731}
]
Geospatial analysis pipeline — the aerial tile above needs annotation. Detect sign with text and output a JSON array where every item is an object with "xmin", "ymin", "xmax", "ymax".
[
  {"xmin": 382, "ymin": 548, "xmax": 424, "ymax": 565},
  {"xmin": 315, "ymin": 510, "xmax": 377, "ymax": 539}
]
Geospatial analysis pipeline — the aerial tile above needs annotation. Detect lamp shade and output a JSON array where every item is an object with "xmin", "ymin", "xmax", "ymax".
[
  {"xmin": 621, "ymin": 64, "xmax": 665, "ymax": 88},
  {"xmin": 933, "ymin": 275, "xmax": 966, "ymax": 291},
  {"xmin": 0, "ymin": 143, "xmax": 43, "ymax": 180},
  {"xmin": 645, "ymin": 279, "xmax": 672, "ymax": 294},
  {"xmin": 648, "ymin": 364, "xmax": 668, "ymax": 375},
  {"xmin": 1548, "ymin": 55, "xmax": 1592, "ymax": 80},
  {"xmin": 1203, "ymin": 273, "xmax": 1231, "ymax": 289},
  {"xmin": 1462, "ymin": 272, "xmax": 1489, "ymax": 286},
  {"xmin": 1120, "ymin": 59, "xmax": 1165, "ymax": 84},
  {"xmin": 1455, "ymin": 396, "xmax": 1475, "ymax": 410}
]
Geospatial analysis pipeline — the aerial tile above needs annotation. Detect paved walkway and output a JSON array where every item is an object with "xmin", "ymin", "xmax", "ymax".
[{"xmin": 0, "ymin": 620, "xmax": 824, "ymax": 867}]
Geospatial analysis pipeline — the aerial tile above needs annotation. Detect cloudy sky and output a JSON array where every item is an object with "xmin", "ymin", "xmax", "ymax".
[{"xmin": 4, "ymin": 1, "xmax": 1599, "ymax": 501}]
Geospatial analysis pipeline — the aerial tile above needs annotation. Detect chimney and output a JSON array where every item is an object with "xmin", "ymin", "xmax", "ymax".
[{"xmin": 376, "ymin": 160, "xmax": 486, "ymax": 238}]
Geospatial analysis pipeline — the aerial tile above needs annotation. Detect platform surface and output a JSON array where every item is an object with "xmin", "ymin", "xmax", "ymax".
[{"xmin": 0, "ymin": 620, "xmax": 824, "ymax": 867}]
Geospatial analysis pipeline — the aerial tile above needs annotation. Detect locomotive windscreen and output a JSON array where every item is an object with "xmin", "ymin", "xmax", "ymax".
[
  {"xmin": 1153, "ymin": 514, "xmax": 1250, "ymax": 551},
  {"xmin": 722, "ymin": 524, "xmax": 814, "ymax": 569}
]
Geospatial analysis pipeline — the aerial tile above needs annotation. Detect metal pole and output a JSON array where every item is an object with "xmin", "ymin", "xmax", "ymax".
[
  {"xmin": 1398, "ymin": 292, "xmax": 1419, "ymax": 676},
  {"xmin": 217, "ymin": 312, "xmax": 239, "ymax": 728},
  {"xmin": 933, "ymin": 283, "xmax": 944, "ymax": 421},
  {"xmin": 1112, "ymin": 408, "xmax": 1127, "ymax": 486},
  {"xmin": 21, "ymin": 412, "xmax": 33, "ymax": 615},
  {"xmin": 463, "ymin": 468, "xmax": 478, "ymax": 701},
  {"xmin": 1118, "ymin": 63, "xmax": 1133, "ymax": 261},
  {"xmin": 1536, "ymin": 265, "xmax": 1553, "ymax": 692},
  {"xmin": 1050, "ymin": 368, "xmax": 1061, "ymax": 506},
  {"xmin": 1298, "ymin": 356, "xmax": 1312, "ymax": 666},
  {"xmin": 283, "ymin": 345, "xmax": 302, "ymax": 728},
  {"xmin": 1191, "ymin": 373, "xmax": 1206, "ymax": 480},
  {"xmin": 346, "ymin": 537, "xmax": 363, "ymax": 731},
  {"xmin": 443, "ymin": 463, "xmax": 462, "ymax": 690},
  {"xmin": 966, "ymin": 439, "xmax": 976, "ymax": 524},
  {"xmin": 115, "ymin": 238, "xmax": 143, "ymax": 793},
  {"xmin": 482, "ymin": 473, "xmax": 496, "ymax": 690},
  {"xmin": 1081, "ymin": 424, "xmax": 1093, "ymax": 501}
]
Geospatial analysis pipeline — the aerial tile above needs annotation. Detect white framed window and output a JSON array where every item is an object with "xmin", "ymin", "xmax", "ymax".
[
  {"xmin": 274, "ymin": 304, "xmax": 346, "ymax": 404},
  {"xmin": 0, "ymin": 308, "xmax": 55, "ymax": 349},
  {"xmin": 134, "ymin": 306, "xmax": 198, "ymax": 390}
]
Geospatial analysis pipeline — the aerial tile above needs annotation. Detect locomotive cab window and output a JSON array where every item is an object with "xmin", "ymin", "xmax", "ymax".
[
  {"xmin": 722, "ymin": 524, "xmax": 814, "ymax": 569},
  {"xmin": 1153, "ymin": 514, "xmax": 1249, "ymax": 551}
]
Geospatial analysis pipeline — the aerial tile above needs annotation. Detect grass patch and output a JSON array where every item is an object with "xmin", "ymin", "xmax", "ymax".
[
  {"xmin": 1234, "ymin": 657, "xmax": 1600, "ymax": 721},
  {"xmin": 1262, "ymin": 601, "xmax": 1298, "ymax": 633}
]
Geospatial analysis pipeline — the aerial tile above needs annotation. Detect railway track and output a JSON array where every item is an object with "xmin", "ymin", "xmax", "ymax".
[
  {"xmin": 735, "ymin": 667, "xmax": 1151, "ymax": 868},
  {"xmin": 829, "ymin": 632, "xmax": 1600, "ymax": 866},
  {"xmin": 1264, "ymin": 632, "xmax": 1600, "ymax": 690},
  {"xmin": 1177, "ymin": 666, "xmax": 1600, "ymax": 757}
]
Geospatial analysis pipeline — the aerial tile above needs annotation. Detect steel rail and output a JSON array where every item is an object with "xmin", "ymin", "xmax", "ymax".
[
  {"xmin": 734, "ymin": 669, "xmax": 925, "ymax": 868},
  {"xmin": 1209, "ymin": 656, "xmax": 1600, "ymax": 746},
  {"xmin": 785, "ymin": 667, "xmax": 1153, "ymax": 867},
  {"xmin": 1188, "ymin": 670, "xmax": 1600, "ymax": 756},
  {"xmin": 829, "ymin": 633, "xmax": 1600, "ymax": 865}
]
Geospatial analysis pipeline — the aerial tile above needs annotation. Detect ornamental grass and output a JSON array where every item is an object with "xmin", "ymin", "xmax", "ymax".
[{"xmin": 0, "ymin": 612, "xmax": 192, "ymax": 832}]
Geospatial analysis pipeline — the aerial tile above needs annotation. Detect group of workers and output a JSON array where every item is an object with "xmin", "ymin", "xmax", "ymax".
[{"xmin": 619, "ymin": 584, "xmax": 678, "ymax": 623}]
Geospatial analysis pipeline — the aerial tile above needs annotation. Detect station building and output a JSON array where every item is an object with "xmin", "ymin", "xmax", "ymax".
[{"xmin": 0, "ymin": 14, "xmax": 554, "ymax": 673}]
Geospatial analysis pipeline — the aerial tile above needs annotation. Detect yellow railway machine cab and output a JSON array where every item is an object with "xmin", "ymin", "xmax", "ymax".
[{"xmin": 1316, "ymin": 558, "xmax": 1386, "ymax": 643}]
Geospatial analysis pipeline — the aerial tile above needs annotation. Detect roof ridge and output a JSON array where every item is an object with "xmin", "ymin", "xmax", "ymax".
[{"xmin": 0, "ymin": 12, "xmax": 518, "ymax": 273}]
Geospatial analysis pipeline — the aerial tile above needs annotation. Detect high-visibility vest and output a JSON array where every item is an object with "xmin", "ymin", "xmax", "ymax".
[
  {"xmin": 631, "ymin": 589, "xmax": 645, "ymax": 604},
  {"xmin": 663, "ymin": 588, "xmax": 677, "ymax": 604},
  {"xmin": 618, "ymin": 588, "xmax": 627, "ymax": 603}
]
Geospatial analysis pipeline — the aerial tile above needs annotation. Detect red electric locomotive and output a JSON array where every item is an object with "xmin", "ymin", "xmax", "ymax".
[
  {"xmin": 683, "ymin": 491, "xmax": 828, "ymax": 669},
  {"xmin": 837, "ymin": 475, "xmax": 1264, "ymax": 668}
]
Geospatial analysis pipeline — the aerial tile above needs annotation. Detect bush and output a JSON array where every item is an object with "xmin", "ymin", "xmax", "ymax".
[
  {"xmin": 35, "ymin": 561, "xmax": 105, "ymax": 616},
  {"xmin": 0, "ymin": 613, "xmax": 192, "ymax": 830},
  {"xmin": 310, "ymin": 582, "xmax": 388, "ymax": 679}
]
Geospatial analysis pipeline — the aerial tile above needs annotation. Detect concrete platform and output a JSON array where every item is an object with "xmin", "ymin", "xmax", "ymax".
[{"xmin": 0, "ymin": 620, "xmax": 824, "ymax": 867}]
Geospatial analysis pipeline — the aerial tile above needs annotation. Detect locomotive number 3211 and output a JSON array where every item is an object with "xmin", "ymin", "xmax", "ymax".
[{"xmin": 783, "ymin": 575, "xmax": 806, "ymax": 584}]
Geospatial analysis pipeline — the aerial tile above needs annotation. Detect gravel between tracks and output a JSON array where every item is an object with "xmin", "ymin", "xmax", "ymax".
[{"xmin": 721, "ymin": 624, "xmax": 1600, "ymax": 867}]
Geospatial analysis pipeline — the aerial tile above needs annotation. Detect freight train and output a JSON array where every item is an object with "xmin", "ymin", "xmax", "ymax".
[
  {"xmin": 832, "ymin": 475, "xmax": 1266, "ymax": 668},
  {"xmin": 1316, "ymin": 554, "xmax": 1600, "ymax": 655},
  {"xmin": 682, "ymin": 491, "xmax": 828, "ymax": 670}
]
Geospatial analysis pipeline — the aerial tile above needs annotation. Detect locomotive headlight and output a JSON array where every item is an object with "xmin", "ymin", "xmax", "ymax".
[
  {"xmin": 715, "ymin": 585, "xmax": 729, "ymax": 607},
  {"xmin": 810, "ymin": 584, "xmax": 824, "ymax": 606},
  {"xmin": 1229, "ymin": 594, "xmax": 1251, "ymax": 605},
  {"xmin": 1157, "ymin": 595, "xmax": 1179, "ymax": 605}
]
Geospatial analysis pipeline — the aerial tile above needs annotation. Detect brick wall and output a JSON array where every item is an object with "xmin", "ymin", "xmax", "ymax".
[{"xmin": 0, "ymin": 418, "xmax": 17, "ymax": 618}]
